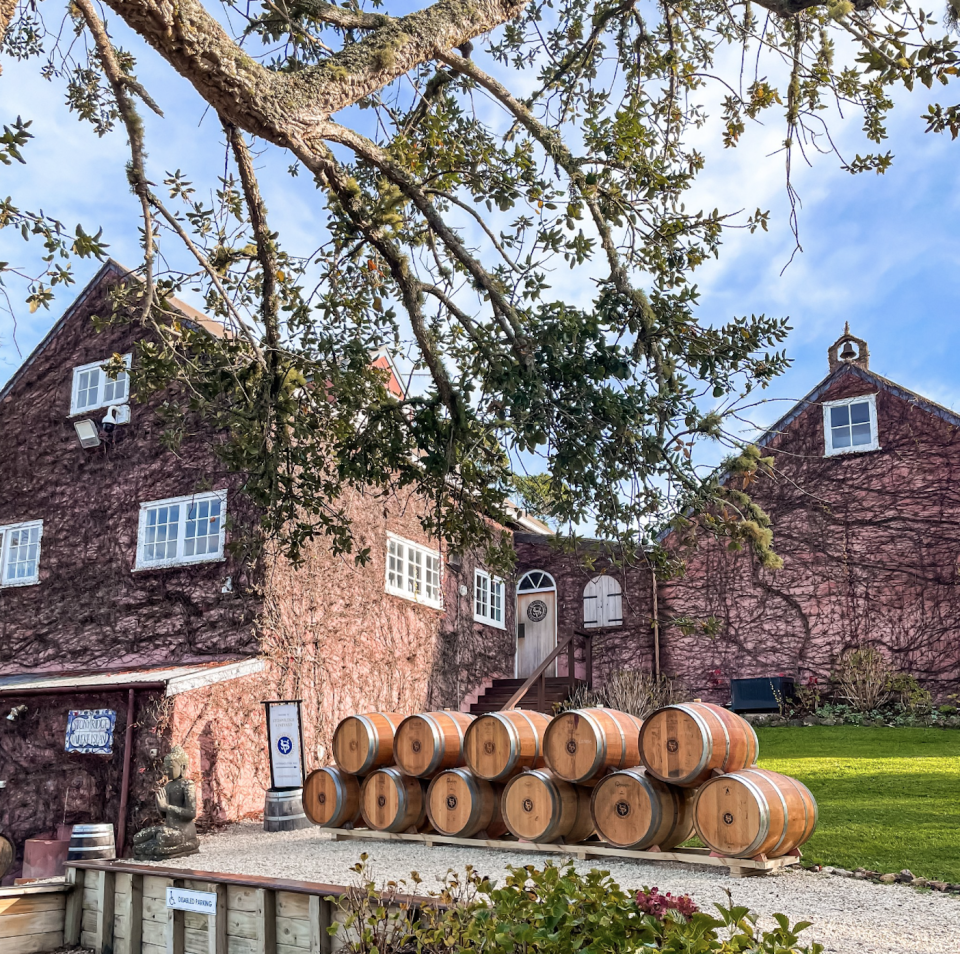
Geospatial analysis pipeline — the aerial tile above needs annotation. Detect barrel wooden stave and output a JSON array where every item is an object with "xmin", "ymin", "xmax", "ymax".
[
  {"xmin": 693, "ymin": 767, "xmax": 817, "ymax": 859},
  {"xmin": 639, "ymin": 703, "xmax": 759, "ymax": 788},
  {"xmin": 333, "ymin": 712, "xmax": 405, "ymax": 776},
  {"xmin": 464, "ymin": 710, "xmax": 552, "ymax": 781},
  {"xmin": 501, "ymin": 769, "xmax": 594, "ymax": 844},
  {"xmin": 394, "ymin": 711, "xmax": 475, "ymax": 778},
  {"xmin": 426, "ymin": 769, "xmax": 507, "ymax": 838},
  {"xmin": 303, "ymin": 767, "xmax": 362, "ymax": 828},
  {"xmin": 359, "ymin": 768, "xmax": 432, "ymax": 833},
  {"xmin": 67, "ymin": 823, "xmax": 116, "ymax": 861},
  {"xmin": 591, "ymin": 768, "xmax": 695, "ymax": 850},
  {"xmin": 543, "ymin": 708, "xmax": 644, "ymax": 783},
  {"xmin": 264, "ymin": 789, "xmax": 312, "ymax": 832},
  {"xmin": 0, "ymin": 834, "xmax": 14, "ymax": 879}
]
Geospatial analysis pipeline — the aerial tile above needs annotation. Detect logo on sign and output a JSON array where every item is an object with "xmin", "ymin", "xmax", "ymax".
[
  {"xmin": 277, "ymin": 736, "xmax": 294, "ymax": 755},
  {"xmin": 166, "ymin": 887, "xmax": 218, "ymax": 914},
  {"xmin": 65, "ymin": 709, "xmax": 116, "ymax": 755}
]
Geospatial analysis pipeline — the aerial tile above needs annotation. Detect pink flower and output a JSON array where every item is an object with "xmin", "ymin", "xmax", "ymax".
[{"xmin": 635, "ymin": 887, "xmax": 699, "ymax": 919}]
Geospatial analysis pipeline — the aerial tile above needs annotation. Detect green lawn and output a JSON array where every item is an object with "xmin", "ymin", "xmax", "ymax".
[{"xmin": 753, "ymin": 726, "xmax": 960, "ymax": 882}]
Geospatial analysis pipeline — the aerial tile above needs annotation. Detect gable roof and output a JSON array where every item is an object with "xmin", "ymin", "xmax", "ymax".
[
  {"xmin": 0, "ymin": 259, "xmax": 225, "ymax": 406},
  {"xmin": 750, "ymin": 361, "xmax": 960, "ymax": 450}
]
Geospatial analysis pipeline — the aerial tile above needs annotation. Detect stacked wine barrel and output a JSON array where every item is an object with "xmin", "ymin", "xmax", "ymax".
[{"xmin": 302, "ymin": 701, "xmax": 817, "ymax": 860}]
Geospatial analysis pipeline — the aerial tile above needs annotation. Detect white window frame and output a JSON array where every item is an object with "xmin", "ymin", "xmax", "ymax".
[
  {"xmin": 823, "ymin": 393, "xmax": 879, "ymax": 457},
  {"xmin": 70, "ymin": 353, "xmax": 132, "ymax": 416},
  {"xmin": 0, "ymin": 520, "xmax": 43, "ymax": 587},
  {"xmin": 135, "ymin": 490, "xmax": 227, "ymax": 570},
  {"xmin": 385, "ymin": 533, "xmax": 442, "ymax": 609},
  {"xmin": 474, "ymin": 568, "xmax": 506, "ymax": 629}
]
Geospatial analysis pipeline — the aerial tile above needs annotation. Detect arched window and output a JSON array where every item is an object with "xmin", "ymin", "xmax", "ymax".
[
  {"xmin": 583, "ymin": 575, "xmax": 623, "ymax": 628},
  {"xmin": 518, "ymin": 570, "xmax": 556, "ymax": 592}
]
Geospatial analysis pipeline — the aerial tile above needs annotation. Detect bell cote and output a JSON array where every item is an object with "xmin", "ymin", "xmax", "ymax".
[{"xmin": 828, "ymin": 323, "xmax": 869, "ymax": 372}]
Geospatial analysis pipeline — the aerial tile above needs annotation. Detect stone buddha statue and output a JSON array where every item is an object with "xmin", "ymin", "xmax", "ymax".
[{"xmin": 132, "ymin": 745, "xmax": 200, "ymax": 860}]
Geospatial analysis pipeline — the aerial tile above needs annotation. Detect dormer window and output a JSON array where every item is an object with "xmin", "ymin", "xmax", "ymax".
[
  {"xmin": 70, "ymin": 354, "xmax": 131, "ymax": 415},
  {"xmin": 823, "ymin": 394, "xmax": 879, "ymax": 456}
]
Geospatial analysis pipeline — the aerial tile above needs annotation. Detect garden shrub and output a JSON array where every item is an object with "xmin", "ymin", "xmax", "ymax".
[
  {"xmin": 330, "ymin": 858, "xmax": 823, "ymax": 953},
  {"xmin": 556, "ymin": 670, "xmax": 687, "ymax": 719}
]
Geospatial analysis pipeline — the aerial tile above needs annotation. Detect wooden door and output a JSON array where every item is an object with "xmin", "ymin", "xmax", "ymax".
[{"xmin": 516, "ymin": 590, "xmax": 557, "ymax": 677}]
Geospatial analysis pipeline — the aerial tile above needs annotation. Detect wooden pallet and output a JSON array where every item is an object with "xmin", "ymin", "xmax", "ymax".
[{"xmin": 331, "ymin": 829, "xmax": 799, "ymax": 878}]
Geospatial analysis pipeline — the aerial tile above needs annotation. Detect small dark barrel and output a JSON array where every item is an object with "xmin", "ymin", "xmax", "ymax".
[
  {"xmin": 0, "ymin": 835, "xmax": 14, "ymax": 879},
  {"xmin": 303, "ymin": 767, "xmax": 362, "ymax": 828},
  {"xmin": 359, "ymin": 768, "xmax": 432, "ymax": 833},
  {"xmin": 67, "ymin": 823, "xmax": 116, "ymax": 861},
  {"xmin": 426, "ymin": 769, "xmax": 507, "ymax": 838},
  {"xmin": 264, "ymin": 789, "xmax": 312, "ymax": 832}
]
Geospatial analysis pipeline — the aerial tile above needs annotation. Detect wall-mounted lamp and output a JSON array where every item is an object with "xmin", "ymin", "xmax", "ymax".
[
  {"xmin": 74, "ymin": 419, "xmax": 101, "ymax": 448},
  {"xmin": 6, "ymin": 705, "xmax": 27, "ymax": 722}
]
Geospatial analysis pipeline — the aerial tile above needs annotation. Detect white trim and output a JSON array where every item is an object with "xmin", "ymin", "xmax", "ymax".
[
  {"xmin": 0, "ymin": 520, "xmax": 43, "ymax": 587},
  {"xmin": 517, "ymin": 569, "xmax": 557, "ymax": 593},
  {"xmin": 134, "ymin": 490, "xmax": 227, "ymax": 570},
  {"xmin": 165, "ymin": 658, "xmax": 265, "ymax": 696},
  {"xmin": 69, "ymin": 353, "xmax": 132, "ymax": 416},
  {"xmin": 473, "ymin": 568, "xmax": 506, "ymax": 629},
  {"xmin": 385, "ymin": 532, "xmax": 443, "ymax": 609},
  {"xmin": 823, "ymin": 393, "xmax": 880, "ymax": 457}
]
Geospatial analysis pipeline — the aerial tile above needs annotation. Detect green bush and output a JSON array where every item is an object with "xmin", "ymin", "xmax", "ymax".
[{"xmin": 330, "ymin": 859, "xmax": 823, "ymax": 954}]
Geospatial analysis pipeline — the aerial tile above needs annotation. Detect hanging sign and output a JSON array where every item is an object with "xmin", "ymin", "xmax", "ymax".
[
  {"xmin": 166, "ymin": 887, "xmax": 218, "ymax": 914},
  {"xmin": 65, "ymin": 709, "xmax": 116, "ymax": 755},
  {"xmin": 263, "ymin": 700, "xmax": 305, "ymax": 790}
]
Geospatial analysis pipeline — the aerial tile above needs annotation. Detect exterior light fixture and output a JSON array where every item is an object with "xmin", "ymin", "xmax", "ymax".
[{"xmin": 74, "ymin": 419, "xmax": 101, "ymax": 448}]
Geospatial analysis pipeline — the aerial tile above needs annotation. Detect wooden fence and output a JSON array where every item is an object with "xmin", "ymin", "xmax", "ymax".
[{"xmin": 0, "ymin": 861, "xmax": 431, "ymax": 954}]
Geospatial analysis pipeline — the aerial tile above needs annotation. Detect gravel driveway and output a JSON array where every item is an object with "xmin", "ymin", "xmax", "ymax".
[{"xmin": 146, "ymin": 823, "xmax": 960, "ymax": 954}]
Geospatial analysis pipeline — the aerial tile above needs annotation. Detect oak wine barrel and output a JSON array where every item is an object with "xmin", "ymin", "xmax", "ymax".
[
  {"xmin": 67, "ymin": 823, "xmax": 116, "ymax": 861},
  {"xmin": 464, "ymin": 710, "xmax": 551, "ymax": 782},
  {"xmin": 359, "ymin": 768, "xmax": 432, "ymax": 833},
  {"xmin": 693, "ymin": 768, "xmax": 817, "ymax": 859},
  {"xmin": 639, "ymin": 703, "xmax": 759, "ymax": 788},
  {"xmin": 264, "ymin": 789, "xmax": 312, "ymax": 832},
  {"xmin": 0, "ymin": 835, "xmax": 14, "ymax": 879},
  {"xmin": 426, "ymin": 769, "xmax": 508, "ymax": 838},
  {"xmin": 303, "ymin": 767, "xmax": 362, "ymax": 828},
  {"xmin": 501, "ymin": 769, "xmax": 594, "ymax": 844},
  {"xmin": 591, "ymin": 768, "xmax": 695, "ymax": 850},
  {"xmin": 543, "ymin": 708, "xmax": 644, "ymax": 783},
  {"xmin": 394, "ymin": 711, "xmax": 475, "ymax": 778},
  {"xmin": 333, "ymin": 712, "xmax": 405, "ymax": 776}
]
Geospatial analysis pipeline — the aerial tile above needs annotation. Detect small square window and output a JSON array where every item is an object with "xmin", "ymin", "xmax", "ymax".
[
  {"xmin": 823, "ymin": 395, "xmax": 879, "ymax": 457},
  {"xmin": 384, "ymin": 534, "xmax": 442, "ymax": 609},
  {"xmin": 136, "ymin": 491, "xmax": 226, "ymax": 569},
  {"xmin": 474, "ymin": 569, "xmax": 506, "ymax": 628},
  {"xmin": 0, "ymin": 521, "xmax": 43, "ymax": 586},
  {"xmin": 70, "ymin": 354, "xmax": 131, "ymax": 415}
]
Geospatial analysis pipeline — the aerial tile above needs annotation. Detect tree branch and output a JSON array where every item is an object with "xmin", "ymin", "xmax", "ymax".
[{"xmin": 0, "ymin": 0, "xmax": 17, "ymax": 76}]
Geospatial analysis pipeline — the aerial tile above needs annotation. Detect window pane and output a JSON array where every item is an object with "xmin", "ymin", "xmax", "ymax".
[
  {"xmin": 491, "ymin": 580, "xmax": 503, "ymax": 623},
  {"xmin": 4, "ymin": 526, "xmax": 40, "ymax": 581},
  {"xmin": 475, "ymin": 573, "xmax": 488, "ymax": 617},
  {"xmin": 103, "ymin": 369, "xmax": 129, "ymax": 404},
  {"xmin": 184, "ymin": 497, "xmax": 221, "ymax": 557},
  {"xmin": 425, "ymin": 554, "xmax": 440, "ymax": 603},
  {"xmin": 831, "ymin": 426, "xmax": 851, "ymax": 449},
  {"xmin": 849, "ymin": 401, "xmax": 871, "ymax": 425},
  {"xmin": 408, "ymin": 548, "xmax": 422, "ymax": 595},
  {"xmin": 387, "ymin": 540, "xmax": 403, "ymax": 589},
  {"xmin": 143, "ymin": 504, "xmax": 179, "ymax": 562},
  {"xmin": 851, "ymin": 422, "xmax": 872, "ymax": 445},
  {"xmin": 830, "ymin": 405, "xmax": 849, "ymax": 427},
  {"xmin": 76, "ymin": 368, "xmax": 100, "ymax": 409}
]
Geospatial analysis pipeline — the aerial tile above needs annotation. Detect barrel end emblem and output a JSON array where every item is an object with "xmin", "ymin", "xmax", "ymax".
[
  {"xmin": 522, "ymin": 798, "xmax": 534, "ymax": 813},
  {"xmin": 412, "ymin": 740, "xmax": 422, "ymax": 753},
  {"xmin": 318, "ymin": 793, "xmax": 326, "ymax": 804},
  {"xmin": 446, "ymin": 795, "xmax": 458, "ymax": 810},
  {"xmin": 723, "ymin": 812, "xmax": 734, "ymax": 826},
  {"xmin": 615, "ymin": 801, "xmax": 630, "ymax": 818},
  {"xmin": 565, "ymin": 739, "xmax": 578, "ymax": 755},
  {"xmin": 483, "ymin": 740, "xmax": 495, "ymax": 755},
  {"xmin": 666, "ymin": 738, "xmax": 679, "ymax": 753},
  {"xmin": 377, "ymin": 795, "xmax": 386, "ymax": 808}
]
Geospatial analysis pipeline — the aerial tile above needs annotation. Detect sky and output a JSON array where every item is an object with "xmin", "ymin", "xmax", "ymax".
[{"xmin": 2, "ymin": 6, "xmax": 960, "ymax": 450}]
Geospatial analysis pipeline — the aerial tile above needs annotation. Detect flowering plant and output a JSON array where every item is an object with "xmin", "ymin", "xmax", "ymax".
[{"xmin": 635, "ymin": 886, "xmax": 699, "ymax": 919}]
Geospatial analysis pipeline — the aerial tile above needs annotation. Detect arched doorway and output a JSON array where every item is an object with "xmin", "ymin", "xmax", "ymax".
[{"xmin": 516, "ymin": 570, "xmax": 558, "ymax": 678}]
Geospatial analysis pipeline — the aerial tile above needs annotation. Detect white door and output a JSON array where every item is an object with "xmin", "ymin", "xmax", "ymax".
[{"xmin": 517, "ymin": 590, "xmax": 557, "ymax": 678}]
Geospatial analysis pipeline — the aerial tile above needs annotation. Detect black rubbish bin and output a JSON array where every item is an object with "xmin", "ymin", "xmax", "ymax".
[{"xmin": 730, "ymin": 676, "xmax": 795, "ymax": 713}]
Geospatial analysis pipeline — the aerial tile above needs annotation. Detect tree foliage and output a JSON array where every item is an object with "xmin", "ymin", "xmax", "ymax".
[{"xmin": 1, "ymin": 0, "xmax": 957, "ymax": 563}]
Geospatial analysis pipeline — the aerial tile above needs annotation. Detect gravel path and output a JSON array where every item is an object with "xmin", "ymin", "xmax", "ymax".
[{"xmin": 146, "ymin": 823, "xmax": 960, "ymax": 954}]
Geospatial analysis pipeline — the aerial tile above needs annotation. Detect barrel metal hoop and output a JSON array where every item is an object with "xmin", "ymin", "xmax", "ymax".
[
  {"xmin": 266, "ymin": 812, "xmax": 307, "ymax": 822},
  {"xmin": 728, "ymin": 773, "xmax": 771, "ymax": 857},
  {"xmin": 742, "ymin": 769, "xmax": 789, "ymax": 854},
  {"xmin": 489, "ymin": 712, "xmax": 521, "ymax": 781},
  {"xmin": 328, "ymin": 767, "xmax": 348, "ymax": 828},
  {"xmin": 575, "ymin": 709, "xmax": 607, "ymax": 781},
  {"xmin": 516, "ymin": 709, "xmax": 541, "ymax": 760},
  {"xmin": 673, "ymin": 705, "xmax": 713, "ymax": 784},
  {"xmin": 452, "ymin": 712, "xmax": 471, "ymax": 762},
  {"xmin": 538, "ymin": 770, "xmax": 562, "ymax": 842},
  {"xmin": 422, "ymin": 714, "xmax": 446, "ymax": 776},
  {"xmin": 357, "ymin": 715, "xmax": 379, "ymax": 775},
  {"xmin": 628, "ymin": 768, "xmax": 661, "ymax": 846},
  {"xmin": 455, "ymin": 768, "xmax": 483, "ymax": 832},
  {"xmin": 609, "ymin": 711, "xmax": 628, "ymax": 770},
  {"xmin": 387, "ymin": 768, "xmax": 409, "ymax": 826}
]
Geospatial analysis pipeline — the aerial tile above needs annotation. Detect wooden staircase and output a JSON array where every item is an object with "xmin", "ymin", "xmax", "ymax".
[{"xmin": 469, "ymin": 677, "xmax": 573, "ymax": 714}]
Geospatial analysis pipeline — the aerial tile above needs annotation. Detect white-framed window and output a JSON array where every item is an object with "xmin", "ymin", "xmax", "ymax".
[
  {"xmin": 823, "ymin": 394, "xmax": 879, "ymax": 457},
  {"xmin": 70, "ymin": 354, "xmax": 132, "ymax": 415},
  {"xmin": 0, "ymin": 520, "xmax": 43, "ymax": 587},
  {"xmin": 583, "ymin": 574, "xmax": 623, "ymax": 628},
  {"xmin": 385, "ymin": 534, "xmax": 442, "ymax": 609},
  {"xmin": 135, "ymin": 491, "xmax": 226, "ymax": 570},
  {"xmin": 474, "ymin": 569, "xmax": 505, "ymax": 628}
]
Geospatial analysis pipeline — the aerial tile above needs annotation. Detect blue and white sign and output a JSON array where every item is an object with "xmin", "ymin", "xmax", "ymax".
[
  {"xmin": 166, "ymin": 887, "xmax": 218, "ymax": 914},
  {"xmin": 266, "ymin": 701, "xmax": 303, "ymax": 789},
  {"xmin": 65, "ymin": 709, "xmax": 116, "ymax": 755}
]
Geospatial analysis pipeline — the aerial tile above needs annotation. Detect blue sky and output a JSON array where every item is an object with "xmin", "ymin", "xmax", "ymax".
[{"xmin": 2, "ymin": 10, "xmax": 959, "ymax": 449}]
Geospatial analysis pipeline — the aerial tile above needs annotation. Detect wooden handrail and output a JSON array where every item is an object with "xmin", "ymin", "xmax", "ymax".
[{"xmin": 503, "ymin": 629, "xmax": 593, "ymax": 711}]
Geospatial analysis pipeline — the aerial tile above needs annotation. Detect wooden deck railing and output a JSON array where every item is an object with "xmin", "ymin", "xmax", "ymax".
[{"xmin": 503, "ymin": 629, "xmax": 593, "ymax": 711}]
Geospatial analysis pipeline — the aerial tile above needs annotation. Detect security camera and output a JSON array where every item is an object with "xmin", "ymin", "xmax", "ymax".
[
  {"xmin": 6, "ymin": 705, "xmax": 27, "ymax": 722},
  {"xmin": 101, "ymin": 406, "xmax": 118, "ymax": 434}
]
